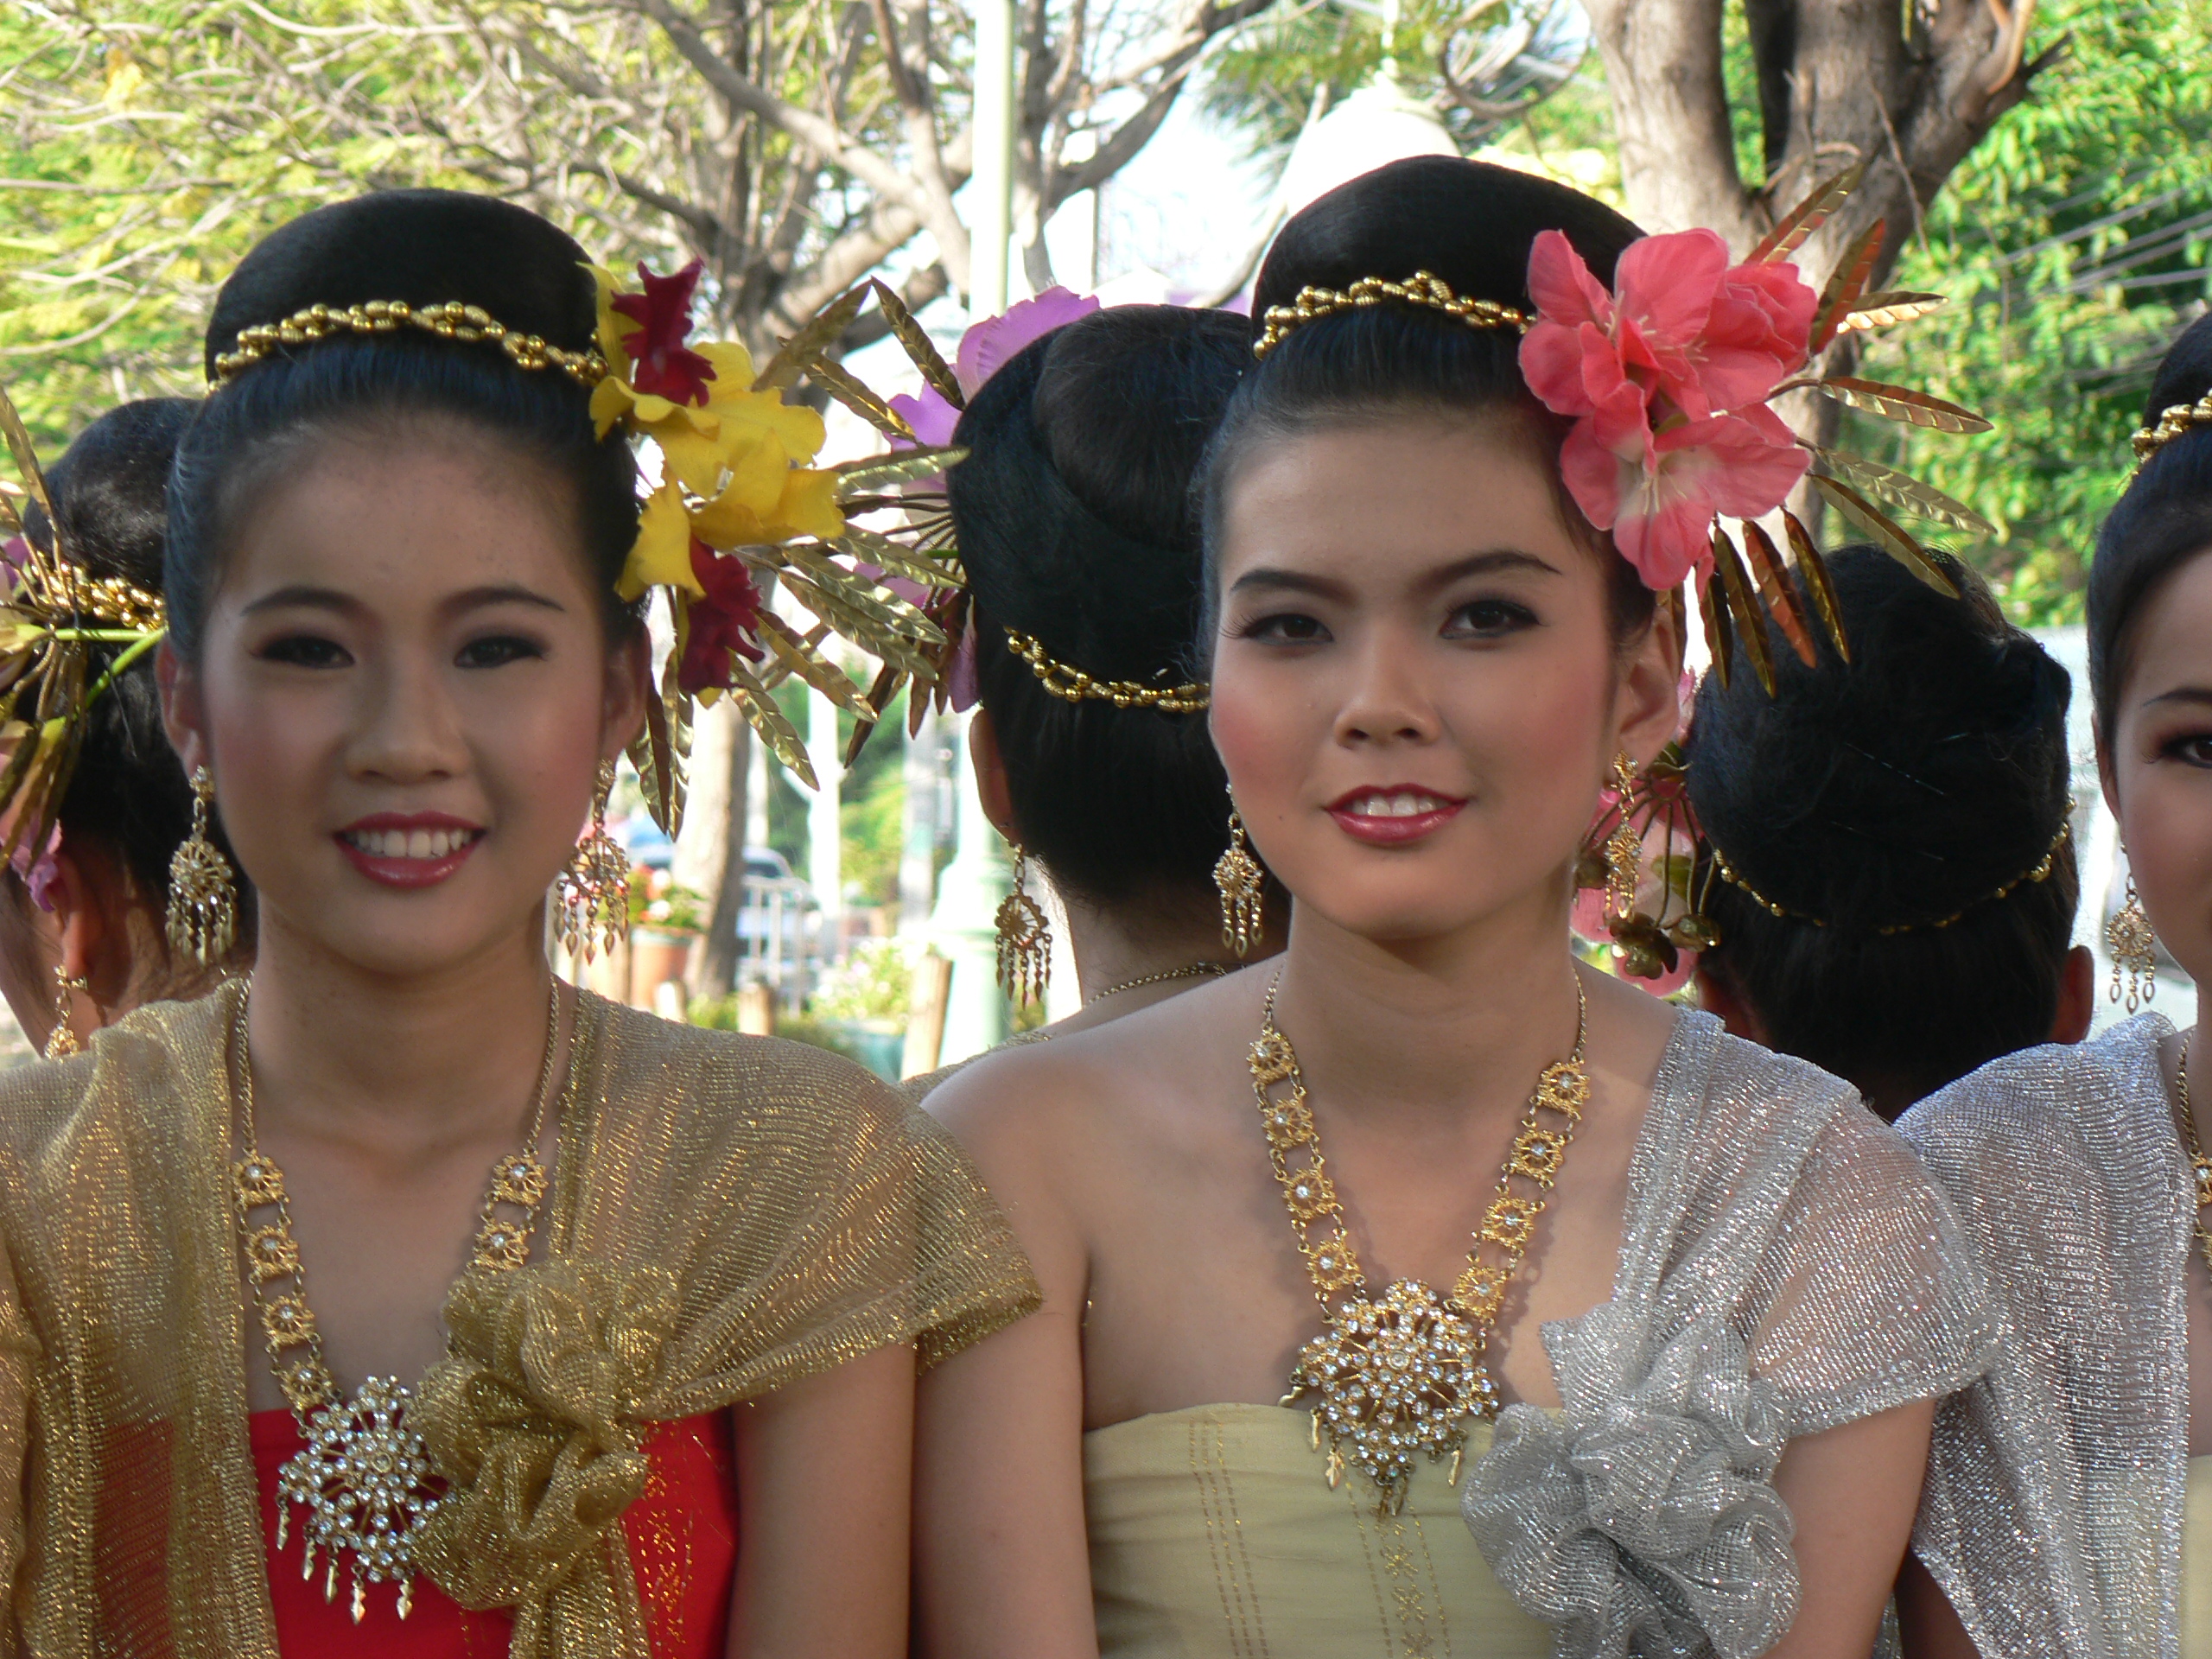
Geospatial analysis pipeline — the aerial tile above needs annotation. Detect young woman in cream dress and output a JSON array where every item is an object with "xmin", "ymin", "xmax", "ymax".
[{"xmin": 917, "ymin": 156, "xmax": 1996, "ymax": 1659}]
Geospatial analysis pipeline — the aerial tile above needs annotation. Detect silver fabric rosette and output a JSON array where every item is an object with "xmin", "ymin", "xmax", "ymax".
[{"xmin": 1463, "ymin": 1306, "xmax": 1796, "ymax": 1659}]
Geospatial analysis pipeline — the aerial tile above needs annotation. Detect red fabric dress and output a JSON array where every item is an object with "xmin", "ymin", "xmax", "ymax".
[{"xmin": 251, "ymin": 1409, "xmax": 739, "ymax": 1656}]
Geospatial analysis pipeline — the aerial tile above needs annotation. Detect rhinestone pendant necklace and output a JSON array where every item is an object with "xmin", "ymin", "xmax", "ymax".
[
  {"xmin": 229, "ymin": 980, "xmax": 567, "ymax": 1621},
  {"xmin": 1249, "ymin": 971, "xmax": 1589, "ymax": 1513}
]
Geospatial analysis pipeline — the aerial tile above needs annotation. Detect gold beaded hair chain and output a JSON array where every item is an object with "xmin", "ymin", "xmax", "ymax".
[
  {"xmin": 1250, "ymin": 971, "xmax": 1589, "ymax": 1512},
  {"xmin": 231, "ymin": 979, "xmax": 571, "ymax": 1620}
]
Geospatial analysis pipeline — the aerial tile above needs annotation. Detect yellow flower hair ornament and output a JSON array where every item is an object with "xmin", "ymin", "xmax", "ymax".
[{"xmin": 590, "ymin": 260, "xmax": 962, "ymax": 826}]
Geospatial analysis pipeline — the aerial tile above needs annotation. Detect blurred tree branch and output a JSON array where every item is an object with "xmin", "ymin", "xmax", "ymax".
[{"xmin": 0, "ymin": 0, "xmax": 1281, "ymax": 442}]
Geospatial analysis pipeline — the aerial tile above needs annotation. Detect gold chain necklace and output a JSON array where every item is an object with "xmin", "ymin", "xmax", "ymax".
[
  {"xmin": 1249, "ymin": 971, "xmax": 1590, "ymax": 1513},
  {"xmin": 229, "ymin": 980, "xmax": 570, "ymax": 1621},
  {"xmin": 2175, "ymin": 1029, "xmax": 2209, "ymax": 1270},
  {"xmin": 1084, "ymin": 960, "xmax": 1232, "ymax": 1006}
]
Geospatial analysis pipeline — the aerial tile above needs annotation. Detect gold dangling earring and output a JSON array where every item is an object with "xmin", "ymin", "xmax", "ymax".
[
  {"xmin": 1604, "ymin": 750, "xmax": 1644, "ymax": 924},
  {"xmin": 43, "ymin": 965, "xmax": 89, "ymax": 1059},
  {"xmin": 1214, "ymin": 802, "xmax": 1264, "ymax": 959},
  {"xmin": 2107, "ymin": 871, "xmax": 2158, "ymax": 1014},
  {"xmin": 995, "ymin": 845, "xmax": 1052, "ymax": 1007},
  {"xmin": 167, "ymin": 765, "xmax": 239, "ymax": 969},
  {"xmin": 557, "ymin": 759, "xmax": 629, "ymax": 964}
]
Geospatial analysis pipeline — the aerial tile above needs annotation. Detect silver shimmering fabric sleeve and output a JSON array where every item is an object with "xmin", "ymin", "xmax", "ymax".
[
  {"xmin": 1465, "ymin": 1011, "xmax": 1999, "ymax": 1659},
  {"xmin": 1899, "ymin": 1015, "xmax": 2186, "ymax": 1659}
]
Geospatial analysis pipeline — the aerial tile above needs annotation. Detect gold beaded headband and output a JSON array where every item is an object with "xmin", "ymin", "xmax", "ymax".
[
  {"xmin": 1256, "ymin": 270, "xmax": 1530, "ymax": 362},
  {"xmin": 1003, "ymin": 628, "xmax": 1210, "ymax": 714},
  {"xmin": 2132, "ymin": 391, "xmax": 2212, "ymax": 471},
  {"xmin": 1708, "ymin": 810, "xmax": 2074, "ymax": 936},
  {"xmin": 211, "ymin": 300, "xmax": 607, "ymax": 388},
  {"xmin": 1253, "ymin": 271, "xmax": 1531, "ymax": 361}
]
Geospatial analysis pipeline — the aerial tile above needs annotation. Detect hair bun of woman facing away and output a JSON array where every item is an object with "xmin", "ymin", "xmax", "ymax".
[
  {"xmin": 950, "ymin": 303, "xmax": 1251, "ymax": 907},
  {"xmin": 2, "ymin": 397, "xmax": 250, "ymax": 1051},
  {"xmin": 1686, "ymin": 545, "xmax": 2078, "ymax": 1117}
]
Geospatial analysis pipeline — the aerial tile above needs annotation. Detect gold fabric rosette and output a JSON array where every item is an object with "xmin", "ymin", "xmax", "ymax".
[{"xmin": 410, "ymin": 1259, "xmax": 686, "ymax": 1658}]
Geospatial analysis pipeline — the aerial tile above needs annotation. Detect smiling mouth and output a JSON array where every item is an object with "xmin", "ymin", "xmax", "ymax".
[
  {"xmin": 1325, "ymin": 786, "xmax": 1466, "ymax": 846},
  {"xmin": 341, "ymin": 826, "xmax": 483, "ymax": 860}
]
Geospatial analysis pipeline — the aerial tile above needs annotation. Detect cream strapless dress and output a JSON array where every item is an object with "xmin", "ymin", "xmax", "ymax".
[
  {"xmin": 1085, "ymin": 1403, "xmax": 1549, "ymax": 1658},
  {"xmin": 2183, "ymin": 1455, "xmax": 2212, "ymax": 1656}
]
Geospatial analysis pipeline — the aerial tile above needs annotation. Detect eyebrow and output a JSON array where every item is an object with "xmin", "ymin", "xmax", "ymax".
[
  {"xmin": 240, "ymin": 582, "xmax": 567, "ymax": 617},
  {"xmin": 1227, "ymin": 548, "xmax": 1561, "ymax": 601},
  {"xmin": 2143, "ymin": 685, "xmax": 2212, "ymax": 710}
]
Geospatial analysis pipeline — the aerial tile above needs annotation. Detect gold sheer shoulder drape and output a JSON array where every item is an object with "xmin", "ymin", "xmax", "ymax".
[{"xmin": 0, "ymin": 982, "xmax": 1038, "ymax": 1656}]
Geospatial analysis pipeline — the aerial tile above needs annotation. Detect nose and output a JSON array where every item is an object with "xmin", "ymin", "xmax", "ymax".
[
  {"xmin": 1332, "ymin": 626, "xmax": 1441, "ymax": 749},
  {"xmin": 344, "ymin": 642, "xmax": 471, "ymax": 785}
]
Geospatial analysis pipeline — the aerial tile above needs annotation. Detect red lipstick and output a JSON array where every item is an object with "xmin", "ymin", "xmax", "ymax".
[
  {"xmin": 1325, "ymin": 785, "xmax": 1467, "ymax": 847},
  {"xmin": 334, "ymin": 811, "xmax": 486, "ymax": 890}
]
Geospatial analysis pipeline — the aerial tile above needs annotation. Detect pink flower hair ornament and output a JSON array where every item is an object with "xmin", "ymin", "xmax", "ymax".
[{"xmin": 1521, "ymin": 165, "xmax": 1999, "ymax": 692}]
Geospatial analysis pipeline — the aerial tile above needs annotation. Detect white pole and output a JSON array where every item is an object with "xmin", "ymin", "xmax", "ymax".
[
  {"xmin": 925, "ymin": 0, "xmax": 1021, "ymax": 1060},
  {"xmin": 808, "ymin": 687, "xmax": 843, "ymax": 965},
  {"xmin": 970, "ymin": 0, "xmax": 1016, "ymax": 315}
]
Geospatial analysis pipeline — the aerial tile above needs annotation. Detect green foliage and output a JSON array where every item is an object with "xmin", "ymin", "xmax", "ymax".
[
  {"xmin": 810, "ymin": 936, "xmax": 915, "ymax": 1020},
  {"xmin": 765, "ymin": 677, "xmax": 907, "ymax": 907},
  {"xmin": 1202, "ymin": 0, "xmax": 1590, "ymax": 159},
  {"xmin": 1848, "ymin": 0, "xmax": 2212, "ymax": 623}
]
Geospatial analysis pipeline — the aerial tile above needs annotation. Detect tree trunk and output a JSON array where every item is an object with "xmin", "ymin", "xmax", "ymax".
[
  {"xmin": 675, "ymin": 696, "xmax": 752, "ymax": 999},
  {"xmin": 1584, "ymin": 0, "xmax": 2053, "ymax": 284}
]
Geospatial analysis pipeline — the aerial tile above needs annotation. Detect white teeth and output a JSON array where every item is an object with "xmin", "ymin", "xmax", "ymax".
[
  {"xmin": 346, "ymin": 827, "xmax": 473, "ymax": 860},
  {"xmin": 1348, "ymin": 791, "xmax": 1444, "ymax": 818}
]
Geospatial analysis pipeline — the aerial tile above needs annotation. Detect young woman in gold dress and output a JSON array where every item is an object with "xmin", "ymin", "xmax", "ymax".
[
  {"xmin": 0, "ymin": 189, "xmax": 1035, "ymax": 1656},
  {"xmin": 916, "ymin": 157, "xmax": 1995, "ymax": 1659}
]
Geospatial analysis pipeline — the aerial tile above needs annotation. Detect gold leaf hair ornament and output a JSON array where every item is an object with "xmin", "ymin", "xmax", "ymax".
[
  {"xmin": 1571, "ymin": 739, "xmax": 1719, "ymax": 988},
  {"xmin": 2133, "ymin": 389, "xmax": 2212, "ymax": 470},
  {"xmin": 1260, "ymin": 163, "xmax": 1994, "ymax": 694},
  {"xmin": 0, "ymin": 392, "xmax": 167, "ymax": 887}
]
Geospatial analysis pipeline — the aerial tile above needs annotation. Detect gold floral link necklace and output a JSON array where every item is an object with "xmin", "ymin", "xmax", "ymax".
[
  {"xmin": 1250, "ymin": 970, "xmax": 1590, "ymax": 1513},
  {"xmin": 229, "ymin": 979, "xmax": 570, "ymax": 1621},
  {"xmin": 2175, "ymin": 1029, "xmax": 2209, "ymax": 1270}
]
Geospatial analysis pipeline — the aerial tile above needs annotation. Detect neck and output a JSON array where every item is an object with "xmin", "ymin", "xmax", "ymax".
[
  {"xmin": 241, "ymin": 909, "xmax": 558, "ymax": 1156},
  {"xmin": 1266, "ymin": 877, "xmax": 1586, "ymax": 1131},
  {"xmin": 1054, "ymin": 887, "xmax": 1250, "ymax": 1034}
]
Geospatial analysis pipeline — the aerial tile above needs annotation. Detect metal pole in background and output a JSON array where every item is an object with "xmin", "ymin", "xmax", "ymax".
[{"xmin": 925, "ymin": 1, "xmax": 1019, "ymax": 1063}]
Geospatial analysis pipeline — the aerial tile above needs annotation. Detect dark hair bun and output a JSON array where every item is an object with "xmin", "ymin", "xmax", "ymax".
[
  {"xmin": 19, "ymin": 399, "xmax": 221, "ymax": 919},
  {"xmin": 951, "ymin": 304, "xmax": 1250, "ymax": 906},
  {"xmin": 1686, "ymin": 546, "xmax": 2077, "ymax": 1115},
  {"xmin": 205, "ymin": 189, "xmax": 601, "ymax": 378},
  {"xmin": 1689, "ymin": 548, "xmax": 2070, "ymax": 929},
  {"xmin": 954, "ymin": 305, "xmax": 1246, "ymax": 683},
  {"xmin": 26, "ymin": 397, "xmax": 194, "ymax": 588},
  {"xmin": 1253, "ymin": 156, "xmax": 1643, "ymax": 328}
]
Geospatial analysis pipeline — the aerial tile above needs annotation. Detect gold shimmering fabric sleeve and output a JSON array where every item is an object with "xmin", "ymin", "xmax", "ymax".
[
  {"xmin": 557, "ymin": 1004, "xmax": 1039, "ymax": 1410},
  {"xmin": 0, "ymin": 1228, "xmax": 34, "ymax": 1647}
]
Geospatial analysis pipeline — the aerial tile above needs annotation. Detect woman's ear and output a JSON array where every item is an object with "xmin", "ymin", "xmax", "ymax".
[
  {"xmin": 601, "ymin": 625, "xmax": 652, "ymax": 765},
  {"xmin": 967, "ymin": 709, "xmax": 1019, "ymax": 840},
  {"xmin": 1618, "ymin": 597, "xmax": 1687, "ymax": 766},
  {"xmin": 156, "ymin": 639, "xmax": 209, "ymax": 779}
]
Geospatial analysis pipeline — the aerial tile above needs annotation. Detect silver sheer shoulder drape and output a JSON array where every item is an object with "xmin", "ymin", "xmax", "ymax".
[
  {"xmin": 1467, "ymin": 1010, "xmax": 1999, "ymax": 1659},
  {"xmin": 1900, "ymin": 1014, "xmax": 2185, "ymax": 1659}
]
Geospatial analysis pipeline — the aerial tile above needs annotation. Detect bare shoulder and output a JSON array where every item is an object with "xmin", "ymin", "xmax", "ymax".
[{"xmin": 925, "ymin": 969, "xmax": 1269, "ymax": 1215}]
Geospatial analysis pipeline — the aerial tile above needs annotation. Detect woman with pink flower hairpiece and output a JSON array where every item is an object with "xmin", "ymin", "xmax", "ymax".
[{"xmin": 917, "ymin": 156, "xmax": 1996, "ymax": 1659}]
